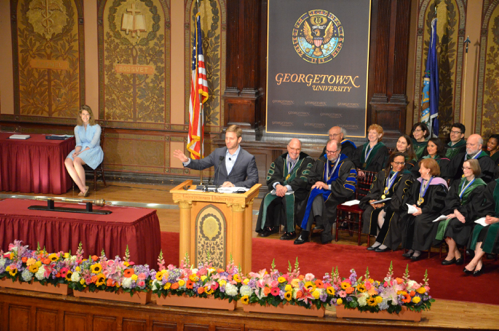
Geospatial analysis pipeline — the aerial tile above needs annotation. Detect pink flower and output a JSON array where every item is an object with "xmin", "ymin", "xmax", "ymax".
[
  {"xmin": 412, "ymin": 283, "xmax": 421, "ymax": 290},
  {"xmin": 365, "ymin": 282, "xmax": 372, "ymax": 290},
  {"xmin": 85, "ymin": 278, "xmax": 92, "ymax": 285},
  {"xmin": 270, "ymin": 280, "xmax": 279, "ymax": 288},
  {"xmin": 339, "ymin": 291, "xmax": 347, "ymax": 298},
  {"xmin": 211, "ymin": 282, "xmax": 219, "ymax": 290},
  {"xmin": 383, "ymin": 281, "xmax": 388, "ymax": 287},
  {"xmin": 426, "ymin": 286, "xmax": 431, "ymax": 292},
  {"xmin": 138, "ymin": 273, "xmax": 146, "ymax": 280},
  {"xmin": 137, "ymin": 280, "xmax": 145, "ymax": 287},
  {"xmin": 304, "ymin": 273, "xmax": 315, "ymax": 281},
  {"xmin": 228, "ymin": 275, "xmax": 233, "ymax": 281}
]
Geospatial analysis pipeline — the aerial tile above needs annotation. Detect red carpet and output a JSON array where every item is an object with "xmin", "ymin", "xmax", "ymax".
[{"xmin": 161, "ymin": 232, "xmax": 499, "ymax": 305}]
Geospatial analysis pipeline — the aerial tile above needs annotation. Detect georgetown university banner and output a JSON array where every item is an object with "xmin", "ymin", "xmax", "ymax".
[{"xmin": 266, "ymin": 0, "xmax": 371, "ymax": 137}]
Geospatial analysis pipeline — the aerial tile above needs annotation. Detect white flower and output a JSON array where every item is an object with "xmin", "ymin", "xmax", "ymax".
[
  {"xmin": 191, "ymin": 268, "xmax": 198, "ymax": 274},
  {"xmin": 0, "ymin": 257, "xmax": 5, "ymax": 268},
  {"xmin": 358, "ymin": 296, "xmax": 367, "ymax": 307},
  {"xmin": 152, "ymin": 279, "xmax": 161, "ymax": 290},
  {"xmin": 122, "ymin": 277, "xmax": 132, "ymax": 289},
  {"xmin": 21, "ymin": 269, "xmax": 33, "ymax": 282},
  {"xmin": 240, "ymin": 285, "xmax": 252, "ymax": 296},
  {"xmin": 304, "ymin": 273, "xmax": 315, "ymax": 281},
  {"xmin": 71, "ymin": 271, "xmax": 81, "ymax": 282},
  {"xmin": 225, "ymin": 283, "xmax": 238, "ymax": 296},
  {"xmin": 35, "ymin": 265, "xmax": 46, "ymax": 280}
]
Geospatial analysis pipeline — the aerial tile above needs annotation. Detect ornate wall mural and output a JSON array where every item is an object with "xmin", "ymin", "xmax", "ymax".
[
  {"xmin": 413, "ymin": 0, "xmax": 465, "ymax": 137},
  {"xmin": 185, "ymin": 0, "xmax": 225, "ymax": 133},
  {"xmin": 12, "ymin": 0, "xmax": 84, "ymax": 121},
  {"xmin": 98, "ymin": 0, "xmax": 170, "ymax": 129},
  {"xmin": 195, "ymin": 204, "xmax": 226, "ymax": 268},
  {"xmin": 476, "ymin": 1, "xmax": 499, "ymax": 137}
]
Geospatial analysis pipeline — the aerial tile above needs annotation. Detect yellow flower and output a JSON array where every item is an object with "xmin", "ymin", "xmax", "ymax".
[
  {"xmin": 189, "ymin": 274, "xmax": 199, "ymax": 282},
  {"xmin": 219, "ymin": 279, "xmax": 227, "ymax": 286},
  {"xmin": 327, "ymin": 287, "xmax": 335, "ymax": 295},
  {"xmin": 95, "ymin": 274, "xmax": 106, "ymax": 287},
  {"xmin": 178, "ymin": 279, "xmax": 185, "ymax": 287},
  {"xmin": 65, "ymin": 271, "xmax": 73, "ymax": 281},
  {"xmin": 124, "ymin": 261, "xmax": 130, "ymax": 267},
  {"xmin": 36, "ymin": 261, "xmax": 42, "ymax": 267},
  {"xmin": 9, "ymin": 253, "xmax": 14, "ymax": 259},
  {"xmin": 26, "ymin": 258, "xmax": 36, "ymax": 266},
  {"xmin": 367, "ymin": 287, "xmax": 378, "ymax": 296},
  {"xmin": 64, "ymin": 253, "xmax": 70, "ymax": 259},
  {"xmin": 155, "ymin": 271, "xmax": 164, "ymax": 281},
  {"xmin": 278, "ymin": 276, "xmax": 286, "ymax": 283},
  {"xmin": 131, "ymin": 274, "xmax": 138, "ymax": 281},
  {"xmin": 5, "ymin": 266, "xmax": 10, "ymax": 272},
  {"xmin": 80, "ymin": 279, "xmax": 85, "ymax": 285},
  {"xmin": 397, "ymin": 290, "xmax": 407, "ymax": 296},
  {"xmin": 201, "ymin": 275, "xmax": 207, "ymax": 282},
  {"xmin": 291, "ymin": 278, "xmax": 300, "ymax": 288},
  {"xmin": 337, "ymin": 298, "xmax": 343, "ymax": 305},
  {"xmin": 284, "ymin": 291, "xmax": 292, "ymax": 301},
  {"xmin": 9, "ymin": 268, "xmax": 17, "ymax": 276},
  {"xmin": 164, "ymin": 282, "xmax": 171, "ymax": 290},
  {"xmin": 312, "ymin": 289, "xmax": 321, "ymax": 299},
  {"xmin": 233, "ymin": 274, "xmax": 241, "ymax": 283},
  {"xmin": 412, "ymin": 296, "xmax": 421, "ymax": 304},
  {"xmin": 285, "ymin": 284, "xmax": 292, "ymax": 292},
  {"xmin": 75, "ymin": 266, "xmax": 81, "ymax": 272},
  {"xmin": 243, "ymin": 278, "xmax": 250, "ymax": 285},
  {"xmin": 367, "ymin": 297, "xmax": 377, "ymax": 306},
  {"xmin": 375, "ymin": 296, "xmax": 383, "ymax": 304},
  {"xmin": 340, "ymin": 282, "xmax": 350, "ymax": 290},
  {"xmin": 416, "ymin": 287, "xmax": 426, "ymax": 294},
  {"xmin": 241, "ymin": 295, "xmax": 249, "ymax": 304},
  {"xmin": 91, "ymin": 264, "xmax": 102, "ymax": 274},
  {"xmin": 205, "ymin": 288, "xmax": 214, "ymax": 295},
  {"xmin": 356, "ymin": 284, "xmax": 366, "ymax": 293},
  {"xmin": 48, "ymin": 253, "xmax": 58, "ymax": 262},
  {"xmin": 304, "ymin": 281, "xmax": 316, "ymax": 291},
  {"xmin": 28, "ymin": 265, "xmax": 39, "ymax": 273}
]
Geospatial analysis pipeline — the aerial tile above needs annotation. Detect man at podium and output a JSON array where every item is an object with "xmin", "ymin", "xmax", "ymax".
[{"xmin": 173, "ymin": 124, "xmax": 259, "ymax": 188}]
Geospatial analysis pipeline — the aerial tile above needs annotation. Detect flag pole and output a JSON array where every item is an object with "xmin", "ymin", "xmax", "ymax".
[{"xmin": 196, "ymin": 0, "xmax": 204, "ymax": 185}]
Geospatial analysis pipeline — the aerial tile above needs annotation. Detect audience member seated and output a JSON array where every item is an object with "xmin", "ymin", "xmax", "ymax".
[
  {"xmin": 410, "ymin": 138, "xmax": 450, "ymax": 180},
  {"xmin": 411, "ymin": 122, "xmax": 430, "ymax": 160},
  {"xmin": 389, "ymin": 135, "xmax": 417, "ymax": 171},
  {"xmin": 485, "ymin": 134, "xmax": 499, "ymax": 165},
  {"xmin": 436, "ymin": 159, "xmax": 487, "ymax": 266},
  {"xmin": 447, "ymin": 134, "xmax": 496, "ymax": 184},
  {"xmin": 65, "ymin": 105, "xmax": 104, "ymax": 197},
  {"xmin": 360, "ymin": 152, "xmax": 414, "ymax": 252},
  {"xmin": 255, "ymin": 139, "xmax": 314, "ymax": 240},
  {"xmin": 464, "ymin": 178, "xmax": 499, "ymax": 276},
  {"xmin": 354, "ymin": 124, "xmax": 389, "ymax": 177},
  {"xmin": 295, "ymin": 139, "xmax": 357, "ymax": 245},
  {"xmin": 401, "ymin": 158, "xmax": 449, "ymax": 261},
  {"xmin": 173, "ymin": 125, "xmax": 259, "ymax": 188},
  {"xmin": 446, "ymin": 123, "xmax": 466, "ymax": 159},
  {"xmin": 321, "ymin": 126, "xmax": 357, "ymax": 161}
]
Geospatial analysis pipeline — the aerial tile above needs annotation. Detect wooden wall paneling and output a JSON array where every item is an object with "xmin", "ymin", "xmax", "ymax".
[
  {"xmin": 152, "ymin": 322, "xmax": 177, "ymax": 331},
  {"xmin": 8, "ymin": 305, "xmax": 30, "ymax": 331},
  {"xmin": 370, "ymin": 0, "xmax": 391, "ymax": 103},
  {"xmin": 123, "ymin": 318, "xmax": 147, "ymax": 331},
  {"xmin": 93, "ymin": 315, "xmax": 117, "ymax": 331},
  {"xmin": 184, "ymin": 324, "xmax": 210, "ymax": 331},
  {"xmin": 64, "ymin": 313, "xmax": 87, "ymax": 331},
  {"xmin": 256, "ymin": 0, "xmax": 268, "ymax": 128},
  {"xmin": 35, "ymin": 308, "xmax": 58, "ymax": 331}
]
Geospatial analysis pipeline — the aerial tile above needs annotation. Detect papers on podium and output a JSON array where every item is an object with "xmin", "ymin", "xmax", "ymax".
[
  {"xmin": 9, "ymin": 134, "xmax": 30, "ymax": 140},
  {"xmin": 342, "ymin": 200, "xmax": 360, "ymax": 206},
  {"xmin": 474, "ymin": 217, "xmax": 488, "ymax": 227}
]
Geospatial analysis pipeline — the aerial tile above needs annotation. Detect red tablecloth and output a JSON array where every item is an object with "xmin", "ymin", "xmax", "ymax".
[
  {"xmin": 0, "ymin": 133, "xmax": 74, "ymax": 194},
  {"xmin": 0, "ymin": 199, "xmax": 161, "ymax": 267}
]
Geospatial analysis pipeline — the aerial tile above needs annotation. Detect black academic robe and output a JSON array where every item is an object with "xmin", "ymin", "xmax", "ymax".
[
  {"xmin": 447, "ymin": 151, "xmax": 496, "ymax": 184},
  {"xmin": 412, "ymin": 139, "xmax": 428, "ymax": 160},
  {"xmin": 445, "ymin": 139, "xmax": 466, "ymax": 159},
  {"xmin": 359, "ymin": 170, "xmax": 414, "ymax": 250},
  {"xmin": 441, "ymin": 179, "xmax": 487, "ymax": 246},
  {"xmin": 353, "ymin": 143, "xmax": 389, "ymax": 172},
  {"xmin": 255, "ymin": 152, "xmax": 315, "ymax": 233},
  {"xmin": 321, "ymin": 140, "xmax": 357, "ymax": 161},
  {"xmin": 401, "ymin": 179, "xmax": 448, "ymax": 251}
]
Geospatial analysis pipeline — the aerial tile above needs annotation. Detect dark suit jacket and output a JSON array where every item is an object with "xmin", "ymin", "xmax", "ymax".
[{"xmin": 186, "ymin": 147, "xmax": 259, "ymax": 188}]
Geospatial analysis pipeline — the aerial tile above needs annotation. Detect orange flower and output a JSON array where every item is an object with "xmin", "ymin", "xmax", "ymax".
[
  {"xmin": 217, "ymin": 268, "xmax": 224, "ymax": 273},
  {"xmin": 21, "ymin": 257, "xmax": 27, "ymax": 263},
  {"xmin": 263, "ymin": 287, "xmax": 271, "ymax": 296},
  {"xmin": 123, "ymin": 268, "xmax": 134, "ymax": 278},
  {"xmin": 171, "ymin": 283, "xmax": 179, "ymax": 290},
  {"xmin": 410, "ymin": 290, "xmax": 416, "ymax": 297},
  {"xmin": 91, "ymin": 255, "xmax": 99, "ymax": 262},
  {"xmin": 42, "ymin": 258, "xmax": 51, "ymax": 265},
  {"xmin": 296, "ymin": 290, "xmax": 303, "ymax": 298},
  {"xmin": 91, "ymin": 275, "xmax": 98, "ymax": 283},
  {"xmin": 402, "ymin": 293, "xmax": 411, "ymax": 303},
  {"xmin": 315, "ymin": 279, "xmax": 324, "ymax": 288},
  {"xmin": 197, "ymin": 287, "xmax": 205, "ymax": 294},
  {"xmin": 298, "ymin": 275, "xmax": 305, "ymax": 280},
  {"xmin": 396, "ymin": 278, "xmax": 404, "ymax": 284},
  {"xmin": 56, "ymin": 272, "xmax": 61, "ymax": 278},
  {"xmin": 345, "ymin": 286, "xmax": 354, "ymax": 294},
  {"xmin": 186, "ymin": 280, "xmax": 194, "ymax": 289},
  {"xmin": 106, "ymin": 279, "xmax": 115, "ymax": 287}
]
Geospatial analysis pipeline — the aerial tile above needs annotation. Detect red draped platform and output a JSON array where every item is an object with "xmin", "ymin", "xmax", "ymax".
[
  {"xmin": 0, "ymin": 199, "xmax": 161, "ymax": 267},
  {"xmin": 0, "ymin": 133, "xmax": 74, "ymax": 194}
]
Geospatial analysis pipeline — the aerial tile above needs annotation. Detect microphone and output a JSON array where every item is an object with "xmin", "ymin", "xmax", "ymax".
[{"xmin": 215, "ymin": 156, "xmax": 225, "ymax": 191}]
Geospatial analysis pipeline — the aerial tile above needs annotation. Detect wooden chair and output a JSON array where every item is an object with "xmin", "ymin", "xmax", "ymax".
[
  {"xmin": 83, "ymin": 128, "xmax": 106, "ymax": 191},
  {"xmin": 335, "ymin": 170, "xmax": 376, "ymax": 245}
]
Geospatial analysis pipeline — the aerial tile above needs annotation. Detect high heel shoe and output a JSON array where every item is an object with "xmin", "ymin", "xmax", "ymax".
[
  {"xmin": 473, "ymin": 268, "xmax": 483, "ymax": 277},
  {"xmin": 463, "ymin": 267, "xmax": 473, "ymax": 275}
]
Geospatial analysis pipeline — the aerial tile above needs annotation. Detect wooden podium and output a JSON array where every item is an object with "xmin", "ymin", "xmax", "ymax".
[{"xmin": 170, "ymin": 180, "xmax": 261, "ymax": 273}]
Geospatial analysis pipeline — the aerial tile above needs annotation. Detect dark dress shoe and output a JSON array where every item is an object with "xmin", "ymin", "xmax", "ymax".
[
  {"xmin": 374, "ymin": 246, "xmax": 391, "ymax": 252},
  {"xmin": 463, "ymin": 267, "xmax": 473, "ymax": 275},
  {"xmin": 258, "ymin": 230, "xmax": 271, "ymax": 237},
  {"xmin": 313, "ymin": 225, "xmax": 325, "ymax": 232},
  {"xmin": 486, "ymin": 253, "xmax": 495, "ymax": 260},
  {"xmin": 410, "ymin": 254, "xmax": 422, "ymax": 261},
  {"xmin": 455, "ymin": 257, "xmax": 464, "ymax": 265},
  {"xmin": 280, "ymin": 232, "xmax": 296, "ymax": 240},
  {"xmin": 402, "ymin": 250, "xmax": 414, "ymax": 258},
  {"xmin": 294, "ymin": 234, "xmax": 309, "ymax": 245},
  {"xmin": 441, "ymin": 258, "xmax": 456, "ymax": 265},
  {"xmin": 473, "ymin": 268, "xmax": 483, "ymax": 277},
  {"xmin": 367, "ymin": 245, "xmax": 380, "ymax": 251}
]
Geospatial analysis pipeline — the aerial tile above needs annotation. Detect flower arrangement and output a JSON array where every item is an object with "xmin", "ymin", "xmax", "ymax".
[
  {"xmin": 0, "ymin": 240, "xmax": 77, "ymax": 287},
  {"xmin": 331, "ymin": 263, "xmax": 434, "ymax": 314},
  {"xmin": 240, "ymin": 258, "xmax": 334, "ymax": 309},
  {"xmin": 151, "ymin": 252, "xmax": 242, "ymax": 302},
  {"xmin": 67, "ymin": 244, "xmax": 153, "ymax": 296}
]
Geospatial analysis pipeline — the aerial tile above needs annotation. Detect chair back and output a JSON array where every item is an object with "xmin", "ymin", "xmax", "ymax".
[{"xmin": 355, "ymin": 170, "xmax": 377, "ymax": 200}]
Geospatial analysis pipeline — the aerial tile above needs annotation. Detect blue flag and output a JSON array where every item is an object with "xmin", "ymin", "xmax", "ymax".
[{"xmin": 421, "ymin": 18, "xmax": 439, "ymax": 137}]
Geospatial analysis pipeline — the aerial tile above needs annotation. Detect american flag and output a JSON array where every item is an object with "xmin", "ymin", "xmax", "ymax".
[{"xmin": 187, "ymin": 13, "xmax": 209, "ymax": 160}]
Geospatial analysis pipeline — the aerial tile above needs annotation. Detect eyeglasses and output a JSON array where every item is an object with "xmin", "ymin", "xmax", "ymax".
[
  {"xmin": 326, "ymin": 150, "xmax": 339, "ymax": 154},
  {"xmin": 450, "ymin": 130, "xmax": 462, "ymax": 134},
  {"xmin": 413, "ymin": 128, "xmax": 423, "ymax": 132},
  {"xmin": 462, "ymin": 166, "xmax": 471, "ymax": 170},
  {"xmin": 393, "ymin": 162, "xmax": 405, "ymax": 165}
]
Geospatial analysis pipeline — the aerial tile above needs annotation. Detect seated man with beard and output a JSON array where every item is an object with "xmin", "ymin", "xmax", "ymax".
[
  {"xmin": 295, "ymin": 139, "xmax": 357, "ymax": 244},
  {"xmin": 255, "ymin": 138, "xmax": 314, "ymax": 240}
]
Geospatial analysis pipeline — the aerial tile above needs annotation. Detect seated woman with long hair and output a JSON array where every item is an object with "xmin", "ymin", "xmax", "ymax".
[
  {"xmin": 410, "ymin": 138, "xmax": 451, "ymax": 179},
  {"xmin": 360, "ymin": 152, "xmax": 414, "ymax": 252},
  {"xmin": 64, "ymin": 105, "xmax": 104, "ymax": 197},
  {"xmin": 355, "ymin": 124, "xmax": 389, "ymax": 177},
  {"xmin": 401, "ymin": 158, "xmax": 449, "ymax": 260},
  {"xmin": 485, "ymin": 134, "xmax": 499, "ymax": 165},
  {"xmin": 389, "ymin": 135, "xmax": 418, "ymax": 171},
  {"xmin": 436, "ymin": 159, "xmax": 487, "ymax": 265},
  {"xmin": 411, "ymin": 122, "xmax": 430, "ymax": 160},
  {"xmin": 463, "ymin": 179, "xmax": 499, "ymax": 276}
]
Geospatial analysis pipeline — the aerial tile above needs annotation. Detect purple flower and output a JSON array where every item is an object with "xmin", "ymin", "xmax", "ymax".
[
  {"xmin": 346, "ymin": 296, "xmax": 353, "ymax": 302},
  {"xmin": 279, "ymin": 290, "xmax": 285, "ymax": 300},
  {"xmin": 320, "ymin": 291, "xmax": 327, "ymax": 302},
  {"xmin": 220, "ymin": 285, "xmax": 225, "ymax": 293},
  {"xmin": 248, "ymin": 279, "xmax": 256, "ymax": 288},
  {"xmin": 330, "ymin": 298, "xmax": 337, "ymax": 305}
]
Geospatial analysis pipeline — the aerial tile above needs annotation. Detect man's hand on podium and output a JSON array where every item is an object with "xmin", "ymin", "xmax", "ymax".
[
  {"xmin": 222, "ymin": 181, "xmax": 234, "ymax": 187},
  {"xmin": 173, "ymin": 150, "xmax": 189, "ymax": 163}
]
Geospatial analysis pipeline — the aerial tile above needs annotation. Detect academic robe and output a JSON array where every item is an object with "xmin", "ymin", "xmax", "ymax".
[
  {"xmin": 321, "ymin": 140, "xmax": 357, "ymax": 161},
  {"xmin": 360, "ymin": 170, "xmax": 414, "ymax": 250},
  {"xmin": 410, "ymin": 156, "xmax": 451, "ymax": 180},
  {"xmin": 447, "ymin": 151, "xmax": 496, "ymax": 184},
  {"xmin": 469, "ymin": 180, "xmax": 499, "ymax": 253},
  {"xmin": 353, "ymin": 142, "xmax": 389, "ymax": 172},
  {"xmin": 401, "ymin": 178, "xmax": 448, "ymax": 251},
  {"xmin": 437, "ymin": 178, "xmax": 487, "ymax": 246},
  {"xmin": 301, "ymin": 153, "xmax": 357, "ymax": 243},
  {"xmin": 445, "ymin": 139, "xmax": 466, "ymax": 159},
  {"xmin": 412, "ymin": 139, "xmax": 428, "ymax": 160},
  {"xmin": 255, "ymin": 152, "xmax": 315, "ymax": 233}
]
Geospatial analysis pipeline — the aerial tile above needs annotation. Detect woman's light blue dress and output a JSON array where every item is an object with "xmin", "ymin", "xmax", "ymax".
[{"xmin": 66, "ymin": 124, "xmax": 104, "ymax": 169}]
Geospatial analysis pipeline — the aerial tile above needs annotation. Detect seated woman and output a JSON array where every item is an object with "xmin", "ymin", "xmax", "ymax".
[
  {"xmin": 463, "ymin": 179, "xmax": 498, "ymax": 276},
  {"xmin": 436, "ymin": 159, "xmax": 487, "ymax": 265},
  {"xmin": 360, "ymin": 152, "xmax": 414, "ymax": 252},
  {"xmin": 410, "ymin": 138, "xmax": 450, "ymax": 179},
  {"xmin": 389, "ymin": 135, "xmax": 418, "ymax": 171},
  {"xmin": 411, "ymin": 122, "xmax": 430, "ymax": 160},
  {"xmin": 355, "ymin": 124, "xmax": 389, "ymax": 177},
  {"xmin": 64, "ymin": 105, "xmax": 104, "ymax": 197},
  {"xmin": 485, "ymin": 134, "xmax": 499, "ymax": 165},
  {"xmin": 401, "ymin": 158, "xmax": 449, "ymax": 260}
]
